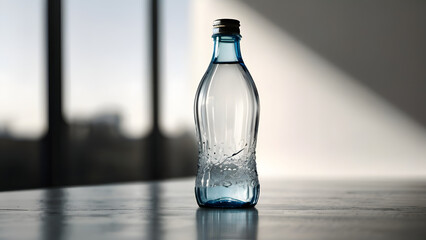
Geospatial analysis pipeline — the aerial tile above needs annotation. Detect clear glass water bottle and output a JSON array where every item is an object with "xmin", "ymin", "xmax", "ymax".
[{"xmin": 194, "ymin": 19, "xmax": 260, "ymax": 208}]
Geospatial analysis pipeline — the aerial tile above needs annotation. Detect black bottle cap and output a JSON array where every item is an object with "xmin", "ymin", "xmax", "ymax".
[{"xmin": 213, "ymin": 19, "xmax": 240, "ymax": 35}]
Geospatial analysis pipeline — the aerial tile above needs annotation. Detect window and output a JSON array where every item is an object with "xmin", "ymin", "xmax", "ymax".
[
  {"xmin": 0, "ymin": 0, "xmax": 46, "ymax": 190},
  {"xmin": 63, "ymin": 0, "xmax": 151, "ymax": 184}
]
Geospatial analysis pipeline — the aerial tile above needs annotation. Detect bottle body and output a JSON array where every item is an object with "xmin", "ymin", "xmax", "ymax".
[{"xmin": 194, "ymin": 33, "xmax": 260, "ymax": 208}]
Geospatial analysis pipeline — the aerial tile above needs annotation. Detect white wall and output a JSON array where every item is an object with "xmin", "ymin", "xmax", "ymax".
[{"xmin": 189, "ymin": 0, "xmax": 426, "ymax": 179}]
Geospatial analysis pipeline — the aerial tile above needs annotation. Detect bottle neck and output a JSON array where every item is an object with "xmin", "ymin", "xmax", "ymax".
[{"xmin": 211, "ymin": 35, "xmax": 243, "ymax": 63}]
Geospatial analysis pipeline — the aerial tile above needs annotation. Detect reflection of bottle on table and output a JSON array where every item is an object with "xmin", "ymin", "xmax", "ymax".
[{"xmin": 196, "ymin": 208, "xmax": 259, "ymax": 240}]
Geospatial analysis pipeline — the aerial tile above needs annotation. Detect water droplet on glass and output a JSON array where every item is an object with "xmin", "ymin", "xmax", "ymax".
[{"xmin": 223, "ymin": 181, "xmax": 232, "ymax": 187}]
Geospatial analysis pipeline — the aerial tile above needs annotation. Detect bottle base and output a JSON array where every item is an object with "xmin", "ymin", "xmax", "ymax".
[
  {"xmin": 195, "ymin": 184, "xmax": 259, "ymax": 208},
  {"xmin": 197, "ymin": 198, "xmax": 256, "ymax": 208}
]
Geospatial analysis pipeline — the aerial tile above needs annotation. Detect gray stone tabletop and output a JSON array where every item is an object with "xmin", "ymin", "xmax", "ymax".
[{"xmin": 0, "ymin": 178, "xmax": 425, "ymax": 240}]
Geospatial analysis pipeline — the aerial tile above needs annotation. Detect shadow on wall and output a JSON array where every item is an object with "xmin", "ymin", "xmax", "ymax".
[{"xmin": 242, "ymin": 0, "xmax": 426, "ymax": 127}]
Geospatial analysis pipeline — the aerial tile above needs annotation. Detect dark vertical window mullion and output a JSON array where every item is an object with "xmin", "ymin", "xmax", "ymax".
[
  {"xmin": 149, "ymin": 0, "xmax": 162, "ymax": 179},
  {"xmin": 43, "ymin": 0, "xmax": 64, "ymax": 187}
]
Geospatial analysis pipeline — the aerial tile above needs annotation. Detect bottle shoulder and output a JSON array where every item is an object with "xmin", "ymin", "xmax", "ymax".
[
  {"xmin": 198, "ymin": 63, "xmax": 257, "ymax": 90},
  {"xmin": 195, "ymin": 62, "xmax": 259, "ymax": 111}
]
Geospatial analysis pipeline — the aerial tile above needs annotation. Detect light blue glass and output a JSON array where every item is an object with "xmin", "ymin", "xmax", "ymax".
[{"xmin": 194, "ymin": 31, "xmax": 260, "ymax": 208}]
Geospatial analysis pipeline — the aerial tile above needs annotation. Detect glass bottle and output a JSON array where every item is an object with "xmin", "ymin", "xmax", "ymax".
[{"xmin": 194, "ymin": 19, "xmax": 260, "ymax": 208}]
